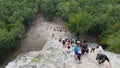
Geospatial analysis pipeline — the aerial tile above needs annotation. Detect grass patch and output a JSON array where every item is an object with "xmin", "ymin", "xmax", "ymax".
[
  {"xmin": 22, "ymin": 58, "xmax": 27, "ymax": 62},
  {"xmin": 32, "ymin": 55, "xmax": 42, "ymax": 62}
]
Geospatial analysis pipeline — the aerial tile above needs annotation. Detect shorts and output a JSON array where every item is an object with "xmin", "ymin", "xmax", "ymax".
[
  {"xmin": 81, "ymin": 50, "xmax": 85, "ymax": 55},
  {"xmin": 74, "ymin": 51, "xmax": 79, "ymax": 55},
  {"xmin": 66, "ymin": 50, "xmax": 71, "ymax": 53},
  {"xmin": 101, "ymin": 58, "xmax": 106, "ymax": 63},
  {"xmin": 81, "ymin": 49, "xmax": 89, "ymax": 55}
]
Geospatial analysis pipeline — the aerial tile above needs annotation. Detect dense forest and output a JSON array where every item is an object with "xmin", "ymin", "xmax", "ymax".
[
  {"xmin": 0, "ymin": 0, "xmax": 38, "ymax": 60},
  {"xmin": 0, "ymin": 0, "xmax": 120, "ymax": 61}
]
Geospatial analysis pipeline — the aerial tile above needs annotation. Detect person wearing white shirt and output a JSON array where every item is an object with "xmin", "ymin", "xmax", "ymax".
[{"xmin": 95, "ymin": 45, "xmax": 104, "ymax": 54}]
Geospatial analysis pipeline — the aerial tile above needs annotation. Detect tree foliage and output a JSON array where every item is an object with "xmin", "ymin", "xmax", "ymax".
[
  {"xmin": 0, "ymin": 0, "xmax": 37, "ymax": 60},
  {"xmin": 67, "ymin": 11, "xmax": 94, "ymax": 36}
]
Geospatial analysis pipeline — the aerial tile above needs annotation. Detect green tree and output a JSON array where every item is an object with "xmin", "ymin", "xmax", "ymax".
[{"xmin": 67, "ymin": 11, "xmax": 94, "ymax": 37}]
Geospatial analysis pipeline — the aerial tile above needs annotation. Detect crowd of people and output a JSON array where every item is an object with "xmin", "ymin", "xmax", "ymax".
[
  {"xmin": 45, "ymin": 23, "xmax": 71, "ymax": 40},
  {"xmin": 59, "ymin": 38, "xmax": 112, "ymax": 68},
  {"xmin": 36, "ymin": 17, "xmax": 115, "ymax": 68},
  {"xmin": 43, "ymin": 21, "xmax": 112, "ymax": 68}
]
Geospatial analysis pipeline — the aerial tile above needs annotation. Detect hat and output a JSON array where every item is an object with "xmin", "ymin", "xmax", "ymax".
[{"xmin": 77, "ymin": 41, "xmax": 80, "ymax": 43}]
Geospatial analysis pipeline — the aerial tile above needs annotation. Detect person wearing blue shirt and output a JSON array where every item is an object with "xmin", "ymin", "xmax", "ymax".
[
  {"xmin": 74, "ymin": 41, "xmax": 80, "ymax": 60},
  {"xmin": 74, "ymin": 44, "xmax": 79, "ymax": 55}
]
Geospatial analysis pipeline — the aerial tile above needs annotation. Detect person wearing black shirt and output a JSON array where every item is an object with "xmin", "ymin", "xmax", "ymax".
[
  {"xmin": 96, "ymin": 54, "xmax": 112, "ymax": 68},
  {"xmin": 81, "ymin": 40, "xmax": 89, "ymax": 55}
]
